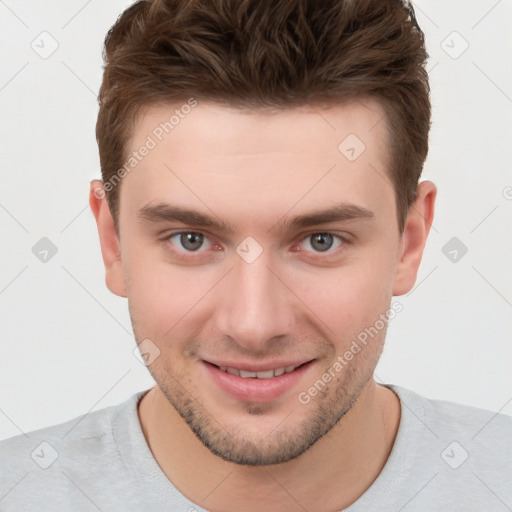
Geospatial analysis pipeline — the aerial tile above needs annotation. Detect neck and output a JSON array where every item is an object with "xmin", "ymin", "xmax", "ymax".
[{"xmin": 138, "ymin": 379, "xmax": 400, "ymax": 512}]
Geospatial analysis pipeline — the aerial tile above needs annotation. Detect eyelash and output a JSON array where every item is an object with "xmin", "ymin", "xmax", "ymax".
[{"xmin": 161, "ymin": 230, "xmax": 350, "ymax": 261}]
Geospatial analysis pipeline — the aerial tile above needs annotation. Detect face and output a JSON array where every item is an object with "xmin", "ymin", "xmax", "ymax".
[{"xmin": 105, "ymin": 99, "xmax": 408, "ymax": 465}]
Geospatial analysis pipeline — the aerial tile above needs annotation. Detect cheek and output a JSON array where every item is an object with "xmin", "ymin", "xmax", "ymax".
[
  {"xmin": 123, "ymin": 251, "xmax": 180, "ymax": 329},
  {"xmin": 124, "ymin": 249, "xmax": 219, "ymax": 341},
  {"xmin": 290, "ymin": 254, "xmax": 396, "ymax": 339}
]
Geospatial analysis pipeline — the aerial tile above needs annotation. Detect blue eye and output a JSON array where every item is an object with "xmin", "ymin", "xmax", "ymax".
[
  {"xmin": 168, "ymin": 232, "xmax": 212, "ymax": 252},
  {"xmin": 300, "ymin": 233, "xmax": 344, "ymax": 253}
]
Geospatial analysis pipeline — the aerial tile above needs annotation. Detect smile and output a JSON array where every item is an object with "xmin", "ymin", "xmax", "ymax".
[
  {"xmin": 217, "ymin": 364, "xmax": 300, "ymax": 379},
  {"xmin": 203, "ymin": 360, "xmax": 315, "ymax": 402}
]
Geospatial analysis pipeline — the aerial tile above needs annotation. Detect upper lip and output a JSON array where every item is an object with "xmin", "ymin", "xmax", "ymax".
[{"xmin": 203, "ymin": 359, "xmax": 314, "ymax": 372}]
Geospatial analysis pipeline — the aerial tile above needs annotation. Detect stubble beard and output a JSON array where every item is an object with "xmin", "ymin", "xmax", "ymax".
[
  {"xmin": 129, "ymin": 298, "xmax": 387, "ymax": 466},
  {"xmin": 151, "ymin": 360, "xmax": 376, "ymax": 466}
]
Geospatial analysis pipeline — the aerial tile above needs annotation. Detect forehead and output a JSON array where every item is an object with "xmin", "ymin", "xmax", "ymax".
[
  {"xmin": 120, "ymin": 99, "xmax": 395, "ymax": 229},
  {"xmin": 131, "ymin": 98, "xmax": 388, "ymax": 160}
]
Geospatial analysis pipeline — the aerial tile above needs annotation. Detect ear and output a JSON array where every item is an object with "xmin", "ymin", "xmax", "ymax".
[
  {"xmin": 89, "ymin": 180, "xmax": 127, "ymax": 298},
  {"xmin": 393, "ymin": 181, "xmax": 437, "ymax": 296}
]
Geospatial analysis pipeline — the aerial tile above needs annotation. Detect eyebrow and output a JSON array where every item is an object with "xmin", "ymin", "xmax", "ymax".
[
  {"xmin": 138, "ymin": 202, "xmax": 375, "ymax": 233},
  {"xmin": 139, "ymin": 203, "xmax": 234, "ymax": 233}
]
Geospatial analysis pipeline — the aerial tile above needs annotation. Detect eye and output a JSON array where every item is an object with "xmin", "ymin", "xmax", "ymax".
[
  {"xmin": 299, "ymin": 232, "xmax": 344, "ymax": 253},
  {"xmin": 168, "ymin": 232, "xmax": 212, "ymax": 252}
]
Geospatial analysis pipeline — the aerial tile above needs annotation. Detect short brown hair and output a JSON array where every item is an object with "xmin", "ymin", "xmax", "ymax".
[{"xmin": 96, "ymin": 0, "xmax": 430, "ymax": 233}]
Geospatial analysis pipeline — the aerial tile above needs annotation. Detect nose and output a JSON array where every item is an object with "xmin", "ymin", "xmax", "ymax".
[{"xmin": 214, "ymin": 251, "xmax": 295, "ymax": 352}]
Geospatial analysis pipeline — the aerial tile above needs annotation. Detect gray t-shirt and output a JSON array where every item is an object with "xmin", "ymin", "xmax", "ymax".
[{"xmin": 1, "ymin": 384, "xmax": 511, "ymax": 511}]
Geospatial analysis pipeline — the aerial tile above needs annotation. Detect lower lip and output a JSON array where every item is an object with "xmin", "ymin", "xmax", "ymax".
[{"xmin": 202, "ymin": 360, "xmax": 315, "ymax": 403}]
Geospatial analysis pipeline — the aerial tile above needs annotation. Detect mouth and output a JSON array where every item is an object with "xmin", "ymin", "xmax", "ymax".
[
  {"xmin": 215, "ymin": 363, "xmax": 305, "ymax": 379},
  {"xmin": 202, "ymin": 359, "xmax": 316, "ymax": 402}
]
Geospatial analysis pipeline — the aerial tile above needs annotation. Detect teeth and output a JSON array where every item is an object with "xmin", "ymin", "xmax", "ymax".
[
  {"xmin": 218, "ymin": 365, "xmax": 298, "ymax": 378},
  {"xmin": 254, "ymin": 370, "xmax": 274, "ymax": 379},
  {"xmin": 240, "ymin": 370, "xmax": 257, "ymax": 378}
]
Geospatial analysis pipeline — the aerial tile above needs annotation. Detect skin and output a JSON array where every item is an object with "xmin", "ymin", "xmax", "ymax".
[{"xmin": 90, "ymin": 99, "xmax": 436, "ymax": 511}]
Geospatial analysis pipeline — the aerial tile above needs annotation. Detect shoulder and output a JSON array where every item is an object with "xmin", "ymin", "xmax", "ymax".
[
  {"xmin": 390, "ymin": 384, "xmax": 512, "ymax": 443},
  {"xmin": 0, "ymin": 400, "xmax": 119, "ymax": 467},
  {"xmin": 346, "ymin": 386, "xmax": 512, "ymax": 511},
  {"xmin": 391, "ymin": 385, "xmax": 511, "ymax": 504},
  {"xmin": 0, "ymin": 391, "xmax": 146, "ymax": 510}
]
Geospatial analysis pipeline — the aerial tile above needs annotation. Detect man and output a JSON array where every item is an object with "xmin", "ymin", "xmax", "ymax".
[{"xmin": 1, "ymin": 0, "xmax": 510, "ymax": 510}]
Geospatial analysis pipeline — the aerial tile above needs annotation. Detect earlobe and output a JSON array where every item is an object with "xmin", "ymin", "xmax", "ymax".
[
  {"xmin": 392, "ymin": 181, "xmax": 437, "ymax": 296},
  {"xmin": 89, "ymin": 180, "xmax": 127, "ymax": 298}
]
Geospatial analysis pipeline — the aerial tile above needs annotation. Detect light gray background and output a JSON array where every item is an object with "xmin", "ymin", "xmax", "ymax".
[{"xmin": 1, "ymin": 0, "xmax": 511, "ymax": 441}]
